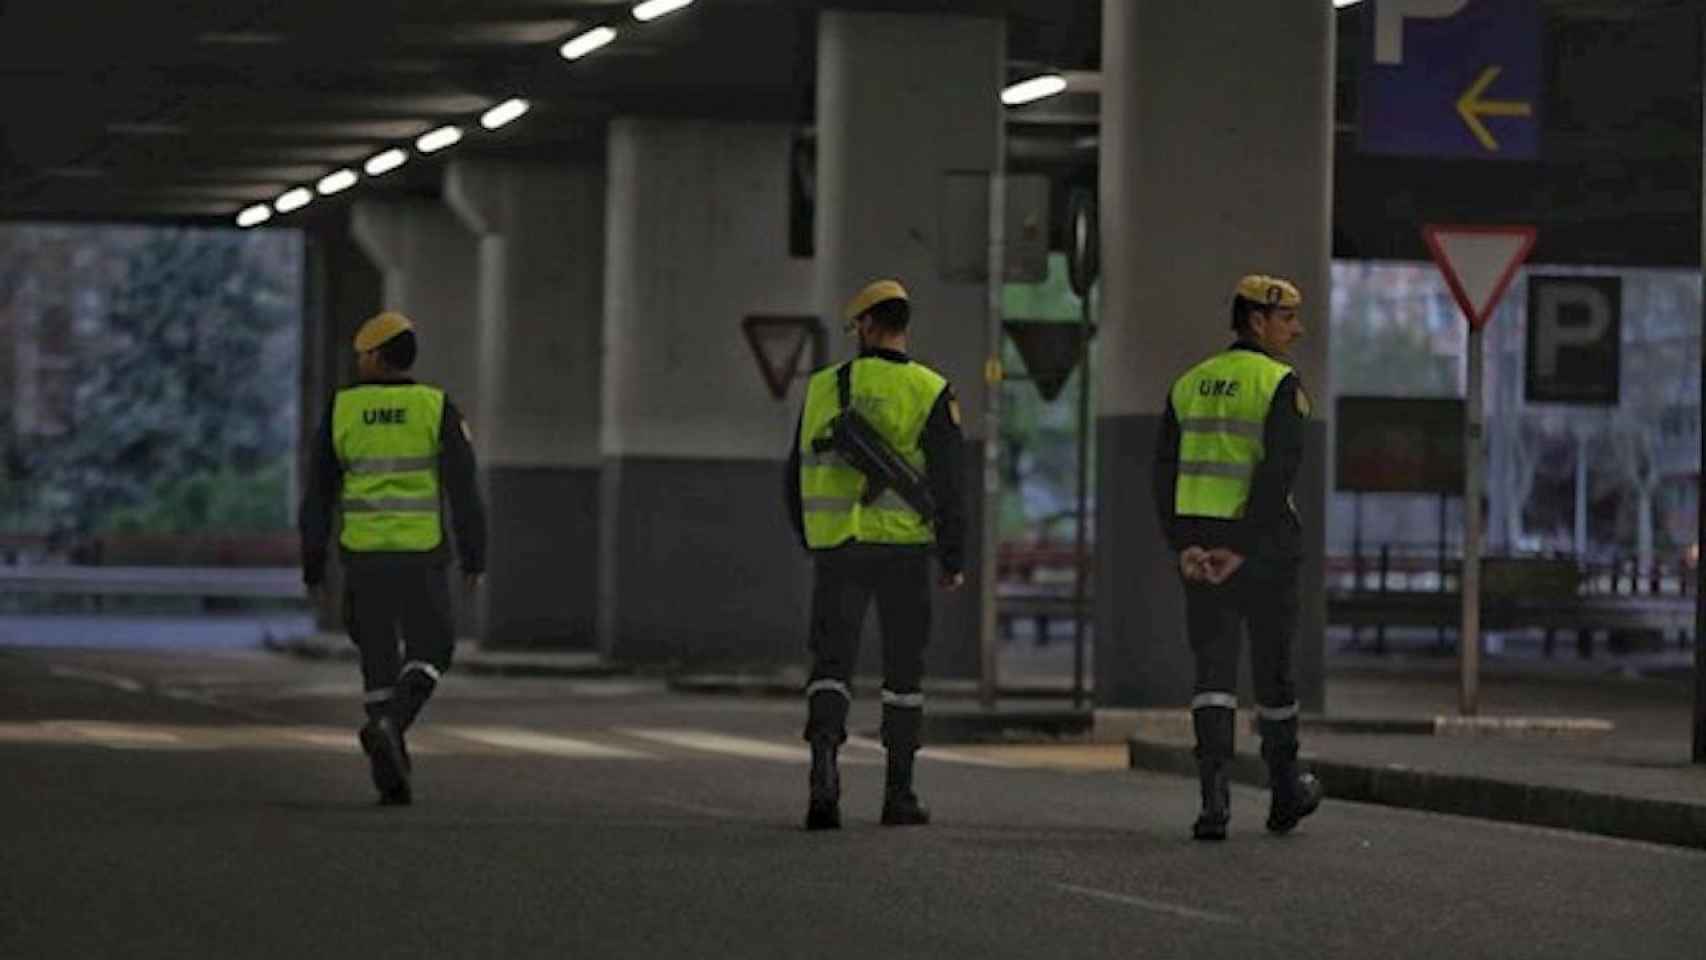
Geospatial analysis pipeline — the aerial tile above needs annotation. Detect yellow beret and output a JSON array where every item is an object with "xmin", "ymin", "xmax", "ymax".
[
  {"xmin": 843, "ymin": 279, "xmax": 909, "ymax": 322},
  {"xmin": 1234, "ymin": 275, "xmax": 1301, "ymax": 309},
  {"xmin": 353, "ymin": 311, "xmax": 414, "ymax": 353}
]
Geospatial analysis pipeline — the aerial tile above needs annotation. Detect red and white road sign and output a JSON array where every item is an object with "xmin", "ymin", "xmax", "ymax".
[{"xmin": 1422, "ymin": 224, "xmax": 1537, "ymax": 329}]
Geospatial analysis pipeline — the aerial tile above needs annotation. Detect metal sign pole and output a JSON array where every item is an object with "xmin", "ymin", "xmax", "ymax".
[
  {"xmin": 978, "ymin": 169, "xmax": 1007, "ymax": 712},
  {"xmin": 1463, "ymin": 325, "xmax": 1484, "ymax": 716}
]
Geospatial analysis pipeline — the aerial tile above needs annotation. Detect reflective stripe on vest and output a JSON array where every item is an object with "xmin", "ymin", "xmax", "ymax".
[
  {"xmin": 798, "ymin": 357, "xmax": 947, "ymax": 549},
  {"xmin": 333, "ymin": 384, "xmax": 445, "ymax": 552},
  {"xmin": 1168, "ymin": 349, "xmax": 1294, "ymax": 520}
]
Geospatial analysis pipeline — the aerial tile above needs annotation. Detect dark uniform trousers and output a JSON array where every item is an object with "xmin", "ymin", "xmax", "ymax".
[
  {"xmin": 344, "ymin": 561, "xmax": 456, "ymax": 731},
  {"xmin": 802, "ymin": 543, "xmax": 931, "ymax": 754},
  {"xmin": 1183, "ymin": 555, "xmax": 1302, "ymax": 773}
]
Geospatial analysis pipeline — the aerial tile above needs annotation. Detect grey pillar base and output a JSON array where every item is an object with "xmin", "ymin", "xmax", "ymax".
[
  {"xmin": 480, "ymin": 465, "xmax": 599, "ymax": 648},
  {"xmin": 599, "ymin": 457, "xmax": 812, "ymax": 667},
  {"xmin": 1094, "ymin": 415, "xmax": 1326, "ymax": 711},
  {"xmin": 596, "ymin": 456, "xmax": 980, "ymax": 678}
]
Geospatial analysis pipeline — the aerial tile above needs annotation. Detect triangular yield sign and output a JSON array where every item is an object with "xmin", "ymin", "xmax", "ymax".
[
  {"xmin": 1422, "ymin": 224, "xmax": 1536, "ymax": 329},
  {"xmin": 742, "ymin": 315, "xmax": 823, "ymax": 400},
  {"xmin": 1004, "ymin": 320, "xmax": 1095, "ymax": 403}
]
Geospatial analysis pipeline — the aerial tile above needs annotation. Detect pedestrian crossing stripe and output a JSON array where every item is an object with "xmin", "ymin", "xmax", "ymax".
[
  {"xmin": 0, "ymin": 721, "xmax": 1125, "ymax": 770},
  {"xmin": 447, "ymin": 727, "xmax": 651, "ymax": 759}
]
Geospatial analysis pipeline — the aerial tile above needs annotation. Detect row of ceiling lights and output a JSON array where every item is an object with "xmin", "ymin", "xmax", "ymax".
[
  {"xmin": 235, "ymin": 0, "xmax": 696, "ymax": 227},
  {"xmin": 240, "ymin": 0, "xmax": 1323, "ymax": 228}
]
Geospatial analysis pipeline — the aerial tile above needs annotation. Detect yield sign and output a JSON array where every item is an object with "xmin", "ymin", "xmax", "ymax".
[
  {"xmin": 742, "ymin": 315, "xmax": 825, "ymax": 400},
  {"xmin": 1422, "ymin": 224, "xmax": 1536, "ymax": 329}
]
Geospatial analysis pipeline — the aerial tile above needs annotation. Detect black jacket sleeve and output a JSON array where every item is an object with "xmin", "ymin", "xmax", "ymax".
[
  {"xmin": 298, "ymin": 403, "xmax": 340, "ymax": 586},
  {"xmin": 439, "ymin": 398, "xmax": 487, "ymax": 575},
  {"xmin": 921, "ymin": 386, "xmax": 967, "ymax": 574},
  {"xmin": 1238, "ymin": 374, "xmax": 1306, "ymax": 557},
  {"xmin": 784, "ymin": 413, "xmax": 806, "ymax": 550},
  {"xmin": 1151, "ymin": 397, "xmax": 1184, "ymax": 553}
]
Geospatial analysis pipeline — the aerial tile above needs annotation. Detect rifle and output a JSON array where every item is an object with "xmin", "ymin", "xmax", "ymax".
[{"xmin": 811, "ymin": 362, "xmax": 937, "ymax": 523}]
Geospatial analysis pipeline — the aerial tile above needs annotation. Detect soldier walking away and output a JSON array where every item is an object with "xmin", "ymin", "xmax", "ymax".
[
  {"xmin": 300, "ymin": 311, "xmax": 486, "ymax": 806},
  {"xmin": 1153, "ymin": 275, "xmax": 1324, "ymax": 841},
  {"xmin": 785, "ymin": 279, "xmax": 967, "ymax": 830}
]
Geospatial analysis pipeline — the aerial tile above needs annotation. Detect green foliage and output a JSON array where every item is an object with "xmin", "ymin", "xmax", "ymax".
[
  {"xmin": 102, "ymin": 459, "xmax": 293, "ymax": 534},
  {"xmin": 3, "ymin": 225, "xmax": 301, "ymax": 535}
]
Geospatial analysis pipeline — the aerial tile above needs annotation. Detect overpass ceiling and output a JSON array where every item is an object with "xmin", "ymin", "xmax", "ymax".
[
  {"xmin": 0, "ymin": 0, "xmax": 1098, "ymax": 224},
  {"xmin": 0, "ymin": 0, "xmax": 1699, "ymax": 260}
]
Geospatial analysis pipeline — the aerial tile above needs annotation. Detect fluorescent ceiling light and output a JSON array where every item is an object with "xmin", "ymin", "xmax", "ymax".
[
  {"xmin": 480, "ymin": 98, "xmax": 530, "ymax": 130},
  {"xmin": 1334, "ymin": 0, "xmax": 1364, "ymax": 7},
  {"xmin": 316, "ymin": 169, "xmax": 358, "ymax": 195},
  {"xmin": 1001, "ymin": 74, "xmax": 1068, "ymax": 107},
  {"xmin": 274, "ymin": 188, "xmax": 313, "ymax": 214},
  {"xmin": 236, "ymin": 205, "xmax": 273, "ymax": 228},
  {"xmin": 364, "ymin": 148, "xmax": 409, "ymax": 177},
  {"xmin": 633, "ymin": 0, "xmax": 695, "ymax": 22},
  {"xmin": 560, "ymin": 26, "xmax": 616, "ymax": 60},
  {"xmin": 415, "ymin": 125, "xmax": 463, "ymax": 154}
]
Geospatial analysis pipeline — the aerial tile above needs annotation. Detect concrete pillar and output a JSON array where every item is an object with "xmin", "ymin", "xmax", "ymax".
[
  {"xmin": 350, "ymin": 199, "xmax": 483, "ymax": 638},
  {"xmin": 445, "ymin": 160, "xmax": 605, "ymax": 648},
  {"xmin": 1096, "ymin": 1, "xmax": 1334, "ymax": 710},
  {"xmin": 816, "ymin": 9, "xmax": 1005, "ymax": 679},
  {"xmin": 599, "ymin": 118, "xmax": 816, "ymax": 665},
  {"xmin": 298, "ymin": 211, "xmax": 382, "ymax": 632}
]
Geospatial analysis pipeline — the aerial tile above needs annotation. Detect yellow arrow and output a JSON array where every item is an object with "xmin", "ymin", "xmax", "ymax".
[{"xmin": 1456, "ymin": 65, "xmax": 1533, "ymax": 153}]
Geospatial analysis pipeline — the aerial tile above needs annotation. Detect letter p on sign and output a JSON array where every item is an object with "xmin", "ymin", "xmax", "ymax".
[{"xmin": 1525, "ymin": 275, "xmax": 1621, "ymax": 406}]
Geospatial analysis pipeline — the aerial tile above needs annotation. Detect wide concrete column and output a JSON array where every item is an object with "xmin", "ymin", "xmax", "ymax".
[
  {"xmin": 445, "ymin": 160, "xmax": 605, "ymax": 648},
  {"xmin": 1096, "ymin": 1, "xmax": 1333, "ymax": 710},
  {"xmin": 600, "ymin": 118, "xmax": 816, "ymax": 666},
  {"xmin": 816, "ymin": 10, "xmax": 1004, "ymax": 679},
  {"xmin": 350, "ymin": 199, "xmax": 483, "ymax": 637}
]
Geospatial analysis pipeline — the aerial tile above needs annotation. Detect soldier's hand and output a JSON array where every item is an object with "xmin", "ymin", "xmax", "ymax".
[
  {"xmin": 463, "ymin": 572, "xmax": 485, "ymax": 592},
  {"xmin": 1202, "ymin": 549, "xmax": 1245, "ymax": 585},
  {"xmin": 938, "ymin": 571, "xmax": 966, "ymax": 591},
  {"xmin": 1179, "ymin": 546, "xmax": 1210, "ymax": 582}
]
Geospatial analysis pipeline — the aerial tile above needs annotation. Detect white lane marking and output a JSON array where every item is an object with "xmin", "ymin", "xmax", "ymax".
[
  {"xmin": 48, "ymin": 666, "xmax": 144, "ymax": 694},
  {"xmin": 652, "ymin": 798, "xmax": 759, "ymax": 821},
  {"xmin": 445, "ymin": 726, "xmax": 653, "ymax": 759},
  {"xmin": 846, "ymin": 735, "xmax": 1022, "ymax": 769},
  {"xmin": 618, "ymin": 728, "xmax": 810, "ymax": 763},
  {"xmin": 44, "ymin": 721, "xmax": 190, "ymax": 749},
  {"xmin": 1055, "ymin": 883, "xmax": 1240, "ymax": 926}
]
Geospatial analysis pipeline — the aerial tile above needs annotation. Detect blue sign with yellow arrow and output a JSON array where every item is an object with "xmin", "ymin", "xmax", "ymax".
[{"xmin": 1360, "ymin": 0, "xmax": 1541, "ymax": 160}]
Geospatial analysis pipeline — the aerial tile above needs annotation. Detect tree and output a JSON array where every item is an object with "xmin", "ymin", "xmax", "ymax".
[{"xmin": 37, "ymin": 227, "xmax": 300, "ymax": 535}]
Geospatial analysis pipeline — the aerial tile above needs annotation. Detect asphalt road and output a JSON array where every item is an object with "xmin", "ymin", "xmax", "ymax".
[{"xmin": 4, "ymin": 645, "xmax": 1704, "ymax": 959}]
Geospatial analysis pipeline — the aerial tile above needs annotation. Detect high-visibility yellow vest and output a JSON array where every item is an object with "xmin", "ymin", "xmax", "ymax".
[
  {"xmin": 799, "ymin": 357, "xmax": 946, "ymax": 549},
  {"xmin": 1168, "ymin": 349, "xmax": 1294, "ymax": 520},
  {"xmin": 333, "ymin": 384, "xmax": 444, "ymax": 552}
]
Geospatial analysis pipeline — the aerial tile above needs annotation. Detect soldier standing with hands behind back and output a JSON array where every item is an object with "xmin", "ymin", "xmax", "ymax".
[{"xmin": 1154, "ymin": 275, "xmax": 1324, "ymax": 841}]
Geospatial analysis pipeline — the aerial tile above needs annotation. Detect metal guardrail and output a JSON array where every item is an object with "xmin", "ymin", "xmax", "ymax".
[{"xmin": 0, "ymin": 566, "xmax": 304, "ymax": 599}]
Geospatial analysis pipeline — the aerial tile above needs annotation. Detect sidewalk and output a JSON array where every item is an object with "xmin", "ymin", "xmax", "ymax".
[{"xmin": 1120, "ymin": 656, "xmax": 1706, "ymax": 849}]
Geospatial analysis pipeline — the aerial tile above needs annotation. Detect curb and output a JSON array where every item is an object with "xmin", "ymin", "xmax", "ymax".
[
  {"xmin": 1093, "ymin": 708, "xmax": 1615, "ymax": 743},
  {"xmin": 1126, "ymin": 737, "xmax": 1706, "ymax": 850}
]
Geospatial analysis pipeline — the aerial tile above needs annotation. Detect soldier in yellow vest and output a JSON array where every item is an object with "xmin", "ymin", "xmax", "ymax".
[
  {"xmin": 1154, "ymin": 274, "xmax": 1324, "ymax": 841},
  {"xmin": 299, "ymin": 311, "xmax": 486, "ymax": 806},
  {"xmin": 785, "ymin": 279, "xmax": 966, "ymax": 831}
]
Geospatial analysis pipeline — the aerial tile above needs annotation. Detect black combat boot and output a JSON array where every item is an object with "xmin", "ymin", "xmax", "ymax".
[
  {"xmin": 880, "ymin": 749, "xmax": 930, "ymax": 826},
  {"xmin": 1191, "ymin": 704, "xmax": 1236, "ymax": 841},
  {"xmin": 1192, "ymin": 760, "xmax": 1230, "ymax": 841},
  {"xmin": 1260, "ymin": 715, "xmax": 1323, "ymax": 834},
  {"xmin": 805, "ymin": 738, "xmax": 842, "ymax": 831},
  {"xmin": 359, "ymin": 714, "xmax": 411, "ymax": 806}
]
